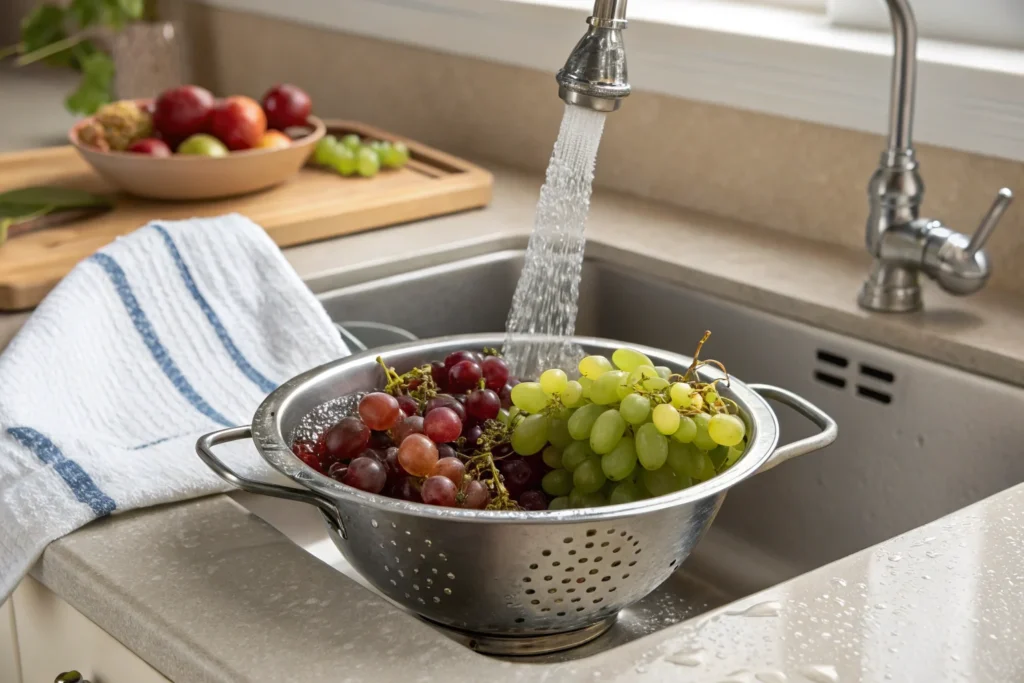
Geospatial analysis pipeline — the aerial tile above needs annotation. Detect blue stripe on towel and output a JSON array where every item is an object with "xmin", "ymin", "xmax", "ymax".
[
  {"xmin": 8, "ymin": 427, "xmax": 116, "ymax": 517},
  {"xmin": 151, "ymin": 224, "xmax": 277, "ymax": 394},
  {"xmin": 90, "ymin": 252, "xmax": 234, "ymax": 428}
]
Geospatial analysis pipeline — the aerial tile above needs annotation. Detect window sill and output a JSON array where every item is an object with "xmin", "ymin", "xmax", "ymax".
[{"xmin": 194, "ymin": 0, "xmax": 1024, "ymax": 161}]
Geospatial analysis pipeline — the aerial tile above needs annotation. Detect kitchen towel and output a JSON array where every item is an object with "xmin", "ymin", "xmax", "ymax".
[{"xmin": 0, "ymin": 214, "xmax": 349, "ymax": 602}]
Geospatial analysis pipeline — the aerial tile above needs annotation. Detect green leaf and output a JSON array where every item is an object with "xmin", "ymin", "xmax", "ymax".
[
  {"xmin": 65, "ymin": 50, "xmax": 114, "ymax": 115},
  {"xmin": 20, "ymin": 4, "xmax": 75, "ymax": 67},
  {"xmin": 0, "ymin": 187, "xmax": 111, "ymax": 210},
  {"xmin": 69, "ymin": 0, "xmax": 106, "ymax": 28},
  {"xmin": 118, "ymin": 0, "xmax": 145, "ymax": 20}
]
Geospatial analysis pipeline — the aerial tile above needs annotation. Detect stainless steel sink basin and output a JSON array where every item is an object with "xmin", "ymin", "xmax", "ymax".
[{"xmin": 236, "ymin": 244, "xmax": 1024, "ymax": 661}]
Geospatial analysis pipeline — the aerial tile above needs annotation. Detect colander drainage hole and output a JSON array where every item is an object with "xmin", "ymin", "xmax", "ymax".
[
  {"xmin": 523, "ymin": 577, "xmax": 532, "ymax": 583},
  {"xmin": 433, "ymin": 597, "xmax": 440, "ymax": 603},
  {"xmin": 579, "ymin": 558, "xmax": 588, "ymax": 564},
  {"xmin": 576, "ymin": 607, "xmax": 584, "ymax": 612},
  {"xmin": 526, "ymin": 589, "xmax": 535, "ymax": 594},
  {"xmin": 612, "ymin": 560, "xmax": 621, "ymax": 567},
  {"xmin": 566, "ymin": 567, "xmax": 575, "ymax": 573},
  {"xmin": 561, "ymin": 579, "xmax": 571, "ymax": 584},
  {"xmin": 589, "ymin": 569, "xmax": 598, "ymax": 575},
  {"xmin": 585, "ymin": 542, "xmax": 594, "ymax": 549},
  {"xmin": 601, "ymin": 541, "xmax": 609, "ymax": 547},
  {"xmin": 444, "ymin": 588, "xmax": 452, "ymax": 595},
  {"xmin": 563, "ymin": 537, "xmax": 573, "ymax": 544},
  {"xmin": 552, "ymin": 561, "xmax": 561, "ymax": 567},
  {"xmin": 531, "ymin": 600, "xmax": 540, "ymax": 605},
  {"xmin": 602, "ymin": 576, "xmax": 611, "ymax": 582},
  {"xmin": 669, "ymin": 559, "xmax": 677, "ymax": 567},
  {"xmin": 623, "ymin": 573, "xmax": 631, "ymax": 579},
  {"xmin": 541, "ymin": 608, "xmax": 550, "ymax": 613},
  {"xmin": 610, "ymin": 587, "xmax": 617, "ymax": 592},
  {"xmin": 567, "ymin": 588, "xmax": 576, "ymax": 594},
  {"xmin": 558, "ymin": 612, "xmax": 566, "ymax": 617},
  {"xmin": 569, "ymin": 550, "xmax": 577, "ymax": 556},
  {"xmin": 515, "ymin": 618, "xmax": 525, "ymax": 623},
  {"xmin": 594, "ymin": 556, "xmax": 603, "ymax": 562},
  {"xmin": 586, "ymin": 529, "xmax": 597, "ymax": 537},
  {"xmin": 371, "ymin": 520, "xmax": 378, "ymax": 528},
  {"xmin": 628, "ymin": 561, "xmax": 637, "ymax": 567},
  {"xmin": 586, "ymin": 587, "xmax": 596, "ymax": 593},
  {"xmin": 529, "ymin": 563, "xmax": 538, "ymax": 569},
  {"xmin": 391, "ymin": 523, "xmax": 397, "ymax": 529},
  {"xmin": 548, "ymin": 588, "xmax": 556, "ymax": 594},
  {"xmin": 544, "ymin": 575, "xmax": 553, "ymax": 581},
  {"xmin": 593, "ymin": 598, "xmax": 603, "ymax": 604},
  {"xmin": 571, "ymin": 597, "xmax": 581, "ymax": 603},
  {"xmin": 542, "ymin": 549, "xmax": 552, "ymax": 556},
  {"xmin": 447, "ymin": 572, "xmax": 455, "ymax": 579}
]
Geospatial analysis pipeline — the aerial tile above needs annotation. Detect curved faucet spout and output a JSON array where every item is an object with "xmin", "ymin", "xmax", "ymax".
[{"xmin": 884, "ymin": 0, "xmax": 917, "ymax": 160}]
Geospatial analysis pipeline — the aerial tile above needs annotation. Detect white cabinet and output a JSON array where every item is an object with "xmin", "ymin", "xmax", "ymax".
[
  {"xmin": 13, "ymin": 577, "xmax": 170, "ymax": 683},
  {"xmin": 1, "ymin": 597, "xmax": 21, "ymax": 683}
]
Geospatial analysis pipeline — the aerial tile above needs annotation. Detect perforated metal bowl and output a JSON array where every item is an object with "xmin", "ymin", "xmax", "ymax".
[{"xmin": 197, "ymin": 334, "xmax": 836, "ymax": 651}]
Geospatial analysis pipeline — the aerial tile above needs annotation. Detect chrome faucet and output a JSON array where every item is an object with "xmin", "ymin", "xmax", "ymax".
[
  {"xmin": 557, "ymin": 0, "xmax": 1013, "ymax": 313},
  {"xmin": 857, "ymin": 0, "xmax": 1013, "ymax": 312}
]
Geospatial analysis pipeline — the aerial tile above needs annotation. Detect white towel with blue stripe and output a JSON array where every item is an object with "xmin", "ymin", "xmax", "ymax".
[{"xmin": 0, "ymin": 214, "xmax": 349, "ymax": 601}]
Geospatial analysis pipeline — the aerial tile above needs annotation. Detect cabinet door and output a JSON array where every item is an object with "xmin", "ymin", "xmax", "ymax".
[
  {"xmin": 13, "ymin": 577, "xmax": 170, "ymax": 683},
  {"xmin": 1, "ymin": 597, "xmax": 21, "ymax": 683}
]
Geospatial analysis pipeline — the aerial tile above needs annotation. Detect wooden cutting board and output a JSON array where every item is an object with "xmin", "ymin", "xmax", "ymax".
[{"xmin": 0, "ymin": 120, "xmax": 493, "ymax": 311}]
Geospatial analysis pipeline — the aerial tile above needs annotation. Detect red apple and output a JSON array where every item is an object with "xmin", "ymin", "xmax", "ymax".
[
  {"xmin": 256, "ymin": 130, "xmax": 291, "ymax": 150},
  {"xmin": 152, "ymin": 85, "xmax": 215, "ymax": 140},
  {"xmin": 261, "ymin": 84, "xmax": 312, "ymax": 130},
  {"xmin": 127, "ymin": 138, "xmax": 172, "ymax": 157},
  {"xmin": 209, "ymin": 96, "xmax": 267, "ymax": 151}
]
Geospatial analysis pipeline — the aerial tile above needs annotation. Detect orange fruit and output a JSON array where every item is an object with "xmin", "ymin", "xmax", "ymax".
[{"xmin": 256, "ymin": 130, "xmax": 291, "ymax": 150}]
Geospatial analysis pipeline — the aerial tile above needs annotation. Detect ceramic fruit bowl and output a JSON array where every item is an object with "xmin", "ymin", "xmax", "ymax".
[{"xmin": 69, "ymin": 111, "xmax": 326, "ymax": 201}]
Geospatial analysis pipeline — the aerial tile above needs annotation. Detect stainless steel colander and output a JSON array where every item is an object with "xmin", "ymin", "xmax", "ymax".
[{"xmin": 197, "ymin": 335, "xmax": 836, "ymax": 651}]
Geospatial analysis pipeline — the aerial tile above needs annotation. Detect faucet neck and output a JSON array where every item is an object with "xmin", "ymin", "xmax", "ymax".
[{"xmin": 884, "ymin": 0, "xmax": 918, "ymax": 159}]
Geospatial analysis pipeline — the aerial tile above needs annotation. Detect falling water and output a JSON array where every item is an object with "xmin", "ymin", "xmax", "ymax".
[{"xmin": 502, "ymin": 104, "xmax": 607, "ymax": 377}]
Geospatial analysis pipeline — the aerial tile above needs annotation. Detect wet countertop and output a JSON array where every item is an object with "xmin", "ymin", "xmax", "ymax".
[{"xmin": 3, "ymin": 166, "xmax": 1024, "ymax": 682}]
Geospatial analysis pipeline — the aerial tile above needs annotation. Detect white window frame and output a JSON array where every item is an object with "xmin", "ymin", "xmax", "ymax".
[{"xmin": 193, "ymin": 0, "xmax": 1024, "ymax": 162}]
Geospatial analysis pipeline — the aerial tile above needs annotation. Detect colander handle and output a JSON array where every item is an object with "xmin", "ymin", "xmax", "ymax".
[
  {"xmin": 750, "ymin": 384, "xmax": 838, "ymax": 472},
  {"xmin": 196, "ymin": 426, "xmax": 345, "ymax": 534}
]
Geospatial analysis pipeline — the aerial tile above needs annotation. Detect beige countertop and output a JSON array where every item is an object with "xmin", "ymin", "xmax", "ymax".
[{"xmin": 3, "ymin": 165, "xmax": 1024, "ymax": 682}]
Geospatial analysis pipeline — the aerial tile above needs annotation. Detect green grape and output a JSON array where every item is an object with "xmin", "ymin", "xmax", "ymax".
[
  {"xmin": 549, "ymin": 496, "xmax": 571, "ymax": 510},
  {"xmin": 568, "ymin": 402, "xmax": 606, "ymax": 440},
  {"xmin": 692, "ymin": 413, "xmax": 718, "ymax": 451},
  {"xmin": 708, "ymin": 413, "xmax": 746, "ymax": 447},
  {"xmin": 602, "ymin": 435, "xmax": 637, "ymax": 481},
  {"xmin": 612, "ymin": 348, "xmax": 654, "ymax": 372},
  {"xmin": 539, "ymin": 368, "xmax": 569, "ymax": 397},
  {"xmin": 704, "ymin": 386, "xmax": 719, "ymax": 405},
  {"xmin": 693, "ymin": 450, "xmax": 716, "ymax": 480},
  {"xmin": 340, "ymin": 133, "xmax": 361, "ymax": 151},
  {"xmin": 562, "ymin": 380, "xmax": 584, "ymax": 407},
  {"xmin": 579, "ymin": 355, "xmax": 613, "ymax": 379},
  {"xmin": 511, "ymin": 382, "xmax": 548, "ymax": 413},
  {"xmin": 357, "ymin": 146, "xmax": 380, "ymax": 177},
  {"xmin": 671, "ymin": 415, "xmax": 697, "ymax": 443},
  {"xmin": 591, "ymin": 370, "xmax": 627, "ymax": 405},
  {"xmin": 644, "ymin": 377, "xmax": 670, "ymax": 392},
  {"xmin": 642, "ymin": 465, "xmax": 688, "ymax": 498},
  {"xmin": 500, "ymin": 406, "xmax": 520, "ymax": 426},
  {"xmin": 590, "ymin": 409, "xmax": 627, "ymax": 455},
  {"xmin": 554, "ymin": 405, "xmax": 573, "ymax": 420},
  {"xmin": 568, "ymin": 489, "xmax": 608, "ymax": 509},
  {"xmin": 511, "ymin": 413, "xmax": 549, "ymax": 455},
  {"xmin": 729, "ymin": 444, "xmax": 745, "ymax": 471},
  {"xmin": 578, "ymin": 376, "xmax": 593, "ymax": 399},
  {"xmin": 573, "ymin": 456, "xmax": 607, "ymax": 494},
  {"xmin": 708, "ymin": 445, "xmax": 729, "ymax": 470},
  {"xmin": 618, "ymin": 393, "xmax": 651, "ymax": 425},
  {"xmin": 331, "ymin": 145, "xmax": 358, "ymax": 176},
  {"xmin": 635, "ymin": 422, "xmax": 669, "ymax": 470},
  {"xmin": 667, "ymin": 441, "xmax": 704, "ymax": 479},
  {"xmin": 609, "ymin": 479, "xmax": 644, "ymax": 505},
  {"xmin": 690, "ymin": 392, "xmax": 705, "ymax": 412},
  {"xmin": 313, "ymin": 135, "xmax": 338, "ymax": 164},
  {"xmin": 627, "ymin": 365, "xmax": 659, "ymax": 387},
  {"xmin": 369, "ymin": 140, "xmax": 392, "ymax": 165},
  {"xmin": 652, "ymin": 403, "xmax": 681, "ymax": 435},
  {"xmin": 562, "ymin": 440, "xmax": 593, "ymax": 471},
  {"xmin": 602, "ymin": 477, "xmax": 619, "ymax": 496},
  {"xmin": 669, "ymin": 382, "xmax": 693, "ymax": 409},
  {"xmin": 548, "ymin": 417, "xmax": 573, "ymax": 449},
  {"xmin": 654, "ymin": 366, "xmax": 672, "ymax": 380},
  {"xmin": 542, "ymin": 468, "xmax": 574, "ymax": 496},
  {"xmin": 542, "ymin": 445, "xmax": 563, "ymax": 469},
  {"xmin": 381, "ymin": 141, "xmax": 410, "ymax": 169}
]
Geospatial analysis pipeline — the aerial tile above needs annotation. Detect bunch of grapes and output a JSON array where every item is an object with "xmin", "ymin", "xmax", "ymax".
[
  {"xmin": 289, "ymin": 333, "xmax": 745, "ymax": 512},
  {"xmin": 508, "ymin": 333, "xmax": 747, "ymax": 510}
]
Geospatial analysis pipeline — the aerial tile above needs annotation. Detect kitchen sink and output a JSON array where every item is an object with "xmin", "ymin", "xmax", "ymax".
[{"xmin": 235, "ymin": 244, "xmax": 1024, "ymax": 661}]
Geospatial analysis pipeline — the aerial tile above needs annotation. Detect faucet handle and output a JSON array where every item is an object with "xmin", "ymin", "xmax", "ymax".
[{"xmin": 967, "ymin": 188, "xmax": 1013, "ymax": 255}]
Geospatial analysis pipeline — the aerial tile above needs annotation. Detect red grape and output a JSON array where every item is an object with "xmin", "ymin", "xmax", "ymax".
[
  {"xmin": 359, "ymin": 392, "xmax": 401, "ymax": 430},
  {"xmin": 433, "ymin": 457, "xmax": 466, "ymax": 485},
  {"xmin": 519, "ymin": 490, "xmax": 549, "ymax": 511},
  {"xmin": 425, "ymin": 394, "xmax": 466, "ymax": 422},
  {"xmin": 382, "ymin": 446, "xmax": 402, "ymax": 477},
  {"xmin": 368, "ymin": 430, "xmax": 393, "ymax": 449},
  {"xmin": 448, "ymin": 360, "xmax": 482, "ymax": 392},
  {"xmin": 499, "ymin": 382, "xmax": 517, "ymax": 409},
  {"xmin": 398, "ymin": 434, "xmax": 439, "ymax": 477},
  {"xmin": 324, "ymin": 417, "xmax": 370, "ymax": 463},
  {"xmin": 343, "ymin": 456, "xmax": 387, "ymax": 493},
  {"xmin": 396, "ymin": 395, "xmax": 419, "ymax": 416},
  {"xmin": 460, "ymin": 479, "xmax": 490, "ymax": 509},
  {"xmin": 500, "ymin": 457, "xmax": 532, "ymax": 498},
  {"xmin": 430, "ymin": 361, "xmax": 449, "ymax": 390},
  {"xmin": 461, "ymin": 424, "xmax": 483, "ymax": 451},
  {"xmin": 327, "ymin": 461, "xmax": 348, "ymax": 480},
  {"xmin": 481, "ymin": 356, "xmax": 510, "ymax": 391},
  {"xmin": 292, "ymin": 440, "xmax": 322, "ymax": 471},
  {"xmin": 393, "ymin": 415, "xmax": 424, "ymax": 444},
  {"xmin": 492, "ymin": 442, "xmax": 513, "ymax": 459},
  {"xmin": 424, "ymin": 407, "xmax": 462, "ymax": 443},
  {"xmin": 444, "ymin": 350, "xmax": 480, "ymax": 371},
  {"xmin": 437, "ymin": 443, "xmax": 457, "ymax": 460},
  {"xmin": 421, "ymin": 475, "xmax": 458, "ymax": 507},
  {"xmin": 392, "ymin": 477, "xmax": 422, "ymax": 503},
  {"xmin": 466, "ymin": 389, "xmax": 500, "ymax": 421}
]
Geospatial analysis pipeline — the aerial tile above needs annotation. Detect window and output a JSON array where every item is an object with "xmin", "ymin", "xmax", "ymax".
[{"xmin": 829, "ymin": 0, "xmax": 1024, "ymax": 49}]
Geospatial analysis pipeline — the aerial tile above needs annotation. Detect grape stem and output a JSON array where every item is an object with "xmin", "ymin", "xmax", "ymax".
[{"xmin": 376, "ymin": 356, "xmax": 439, "ymax": 405}]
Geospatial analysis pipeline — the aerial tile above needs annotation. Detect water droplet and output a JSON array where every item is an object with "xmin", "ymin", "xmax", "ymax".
[
  {"xmin": 798, "ymin": 665, "xmax": 839, "ymax": 683},
  {"xmin": 755, "ymin": 673, "xmax": 789, "ymax": 683},
  {"xmin": 666, "ymin": 650, "xmax": 704, "ymax": 667},
  {"xmin": 727, "ymin": 600, "xmax": 782, "ymax": 618}
]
